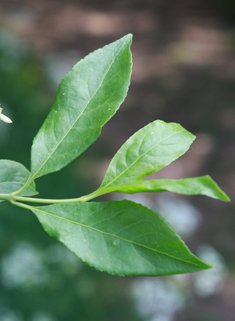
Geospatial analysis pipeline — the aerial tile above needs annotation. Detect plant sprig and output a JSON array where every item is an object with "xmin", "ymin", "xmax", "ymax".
[{"xmin": 0, "ymin": 34, "xmax": 230, "ymax": 276}]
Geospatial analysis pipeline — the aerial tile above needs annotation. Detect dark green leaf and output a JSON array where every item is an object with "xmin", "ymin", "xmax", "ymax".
[
  {"xmin": 104, "ymin": 176, "xmax": 230, "ymax": 202},
  {"xmin": 29, "ymin": 34, "xmax": 132, "ymax": 183},
  {"xmin": 98, "ymin": 120, "xmax": 195, "ymax": 193},
  {"xmin": 32, "ymin": 200, "xmax": 211, "ymax": 276},
  {"xmin": 0, "ymin": 160, "xmax": 37, "ymax": 201}
]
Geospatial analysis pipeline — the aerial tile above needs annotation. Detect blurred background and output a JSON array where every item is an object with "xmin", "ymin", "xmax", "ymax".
[{"xmin": 0, "ymin": 0, "xmax": 234, "ymax": 320}]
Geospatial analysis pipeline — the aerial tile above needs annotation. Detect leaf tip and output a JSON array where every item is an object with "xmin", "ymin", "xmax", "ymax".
[
  {"xmin": 201, "ymin": 262, "xmax": 213, "ymax": 270},
  {"xmin": 204, "ymin": 175, "xmax": 231, "ymax": 202},
  {"xmin": 128, "ymin": 33, "xmax": 133, "ymax": 40},
  {"xmin": 219, "ymin": 192, "xmax": 231, "ymax": 202},
  {"xmin": 122, "ymin": 33, "xmax": 133, "ymax": 45}
]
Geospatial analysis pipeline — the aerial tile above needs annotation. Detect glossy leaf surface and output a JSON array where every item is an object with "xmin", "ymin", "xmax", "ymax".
[
  {"xmin": 30, "ymin": 34, "xmax": 132, "ymax": 181},
  {"xmin": 0, "ymin": 160, "xmax": 37, "ymax": 200},
  {"xmin": 98, "ymin": 120, "xmax": 195, "ymax": 192},
  {"xmin": 104, "ymin": 176, "xmax": 230, "ymax": 201},
  {"xmin": 32, "ymin": 200, "xmax": 210, "ymax": 276}
]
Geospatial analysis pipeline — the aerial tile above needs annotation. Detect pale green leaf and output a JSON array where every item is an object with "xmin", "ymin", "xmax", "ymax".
[
  {"xmin": 106, "ymin": 175, "xmax": 230, "ymax": 201},
  {"xmin": 0, "ymin": 160, "xmax": 37, "ymax": 201},
  {"xmin": 30, "ymin": 34, "xmax": 132, "ymax": 182},
  {"xmin": 98, "ymin": 120, "xmax": 195, "ymax": 193},
  {"xmin": 32, "ymin": 200, "xmax": 211, "ymax": 276}
]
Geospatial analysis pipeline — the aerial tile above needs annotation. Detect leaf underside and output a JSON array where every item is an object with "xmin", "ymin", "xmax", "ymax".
[
  {"xmin": 106, "ymin": 176, "xmax": 230, "ymax": 202},
  {"xmin": 32, "ymin": 200, "xmax": 211, "ymax": 276},
  {"xmin": 0, "ymin": 160, "xmax": 37, "ymax": 201}
]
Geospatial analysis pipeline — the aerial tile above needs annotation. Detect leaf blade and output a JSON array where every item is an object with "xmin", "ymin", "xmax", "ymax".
[
  {"xmin": 30, "ymin": 34, "xmax": 132, "ymax": 180},
  {"xmin": 0, "ymin": 160, "xmax": 37, "ymax": 201},
  {"xmin": 99, "ymin": 120, "xmax": 195, "ymax": 191},
  {"xmin": 32, "ymin": 200, "xmax": 211, "ymax": 276}
]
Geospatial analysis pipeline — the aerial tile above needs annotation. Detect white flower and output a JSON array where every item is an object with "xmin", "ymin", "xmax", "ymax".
[{"xmin": 0, "ymin": 106, "xmax": 12, "ymax": 123}]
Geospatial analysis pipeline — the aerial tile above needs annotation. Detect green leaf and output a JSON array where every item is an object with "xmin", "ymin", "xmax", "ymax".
[
  {"xmin": 98, "ymin": 120, "xmax": 195, "ymax": 193},
  {"xmin": 32, "ymin": 200, "xmax": 211, "ymax": 276},
  {"xmin": 106, "ymin": 175, "xmax": 230, "ymax": 201},
  {"xmin": 0, "ymin": 160, "xmax": 37, "ymax": 201},
  {"xmin": 29, "ymin": 34, "xmax": 132, "ymax": 182}
]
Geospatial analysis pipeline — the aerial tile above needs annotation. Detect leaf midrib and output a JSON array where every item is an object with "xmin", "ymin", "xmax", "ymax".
[
  {"xmin": 35, "ymin": 207, "xmax": 204, "ymax": 268},
  {"xmin": 30, "ymin": 40, "xmax": 128, "ymax": 181},
  {"xmin": 0, "ymin": 181, "xmax": 27, "ymax": 186},
  {"xmin": 0, "ymin": 179, "xmax": 35, "ymax": 189}
]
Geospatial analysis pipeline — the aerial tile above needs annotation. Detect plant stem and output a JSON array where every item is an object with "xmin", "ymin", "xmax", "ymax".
[
  {"xmin": 0, "ymin": 193, "xmax": 12, "ymax": 201},
  {"xmin": 13, "ymin": 190, "xmax": 103, "ymax": 204},
  {"xmin": 0, "ymin": 189, "xmax": 105, "ymax": 205},
  {"xmin": 11, "ymin": 200, "xmax": 35, "ymax": 211}
]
